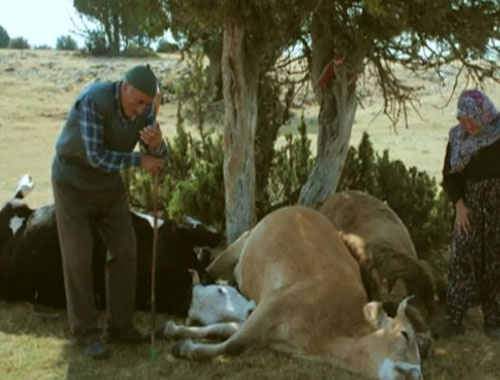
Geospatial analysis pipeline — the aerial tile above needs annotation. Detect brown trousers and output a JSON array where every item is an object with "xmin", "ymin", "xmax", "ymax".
[{"xmin": 52, "ymin": 179, "xmax": 137, "ymax": 337}]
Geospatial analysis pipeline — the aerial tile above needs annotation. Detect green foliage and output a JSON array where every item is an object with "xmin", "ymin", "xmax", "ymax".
[
  {"xmin": 156, "ymin": 38, "xmax": 178, "ymax": 53},
  {"xmin": 338, "ymin": 132, "xmax": 453, "ymax": 257},
  {"xmin": 83, "ymin": 30, "xmax": 108, "ymax": 56},
  {"xmin": 121, "ymin": 43, "xmax": 157, "ymax": 58},
  {"xmin": 254, "ymin": 69, "xmax": 309, "ymax": 217},
  {"xmin": 182, "ymin": 47, "xmax": 211, "ymax": 136},
  {"xmin": 34, "ymin": 45, "xmax": 52, "ymax": 50},
  {"xmin": 9, "ymin": 37, "xmax": 29, "ymax": 49},
  {"xmin": 0, "ymin": 25, "xmax": 10, "ymax": 48},
  {"xmin": 166, "ymin": 132, "xmax": 225, "ymax": 226},
  {"xmin": 74, "ymin": 0, "xmax": 167, "ymax": 55},
  {"xmin": 310, "ymin": 0, "xmax": 500, "ymax": 127},
  {"xmin": 265, "ymin": 113, "xmax": 314, "ymax": 212},
  {"xmin": 125, "ymin": 53, "xmax": 225, "ymax": 228},
  {"xmin": 176, "ymin": 46, "xmax": 223, "ymax": 129},
  {"xmin": 124, "ymin": 105, "xmax": 225, "ymax": 229},
  {"xmin": 125, "ymin": 54, "xmax": 312, "ymax": 230},
  {"xmin": 56, "ymin": 35, "xmax": 78, "ymax": 51}
]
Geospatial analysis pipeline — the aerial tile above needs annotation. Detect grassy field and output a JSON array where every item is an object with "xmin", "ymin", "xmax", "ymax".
[{"xmin": 1, "ymin": 49, "xmax": 500, "ymax": 379}]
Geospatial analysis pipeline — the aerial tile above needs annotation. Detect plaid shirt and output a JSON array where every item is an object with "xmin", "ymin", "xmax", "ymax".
[{"xmin": 79, "ymin": 82, "xmax": 167, "ymax": 173}]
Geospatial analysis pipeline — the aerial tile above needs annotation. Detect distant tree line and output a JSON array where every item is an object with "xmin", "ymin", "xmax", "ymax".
[{"xmin": 0, "ymin": 25, "xmax": 80, "ymax": 51}]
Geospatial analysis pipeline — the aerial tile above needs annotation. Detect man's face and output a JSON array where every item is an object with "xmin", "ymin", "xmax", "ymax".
[
  {"xmin": 458, "ymin": 115, "xmax": 481, "ymax": 136},
  {"xmin": 121, "ymin": 82, "xmax": 154, "ymax": 117}
]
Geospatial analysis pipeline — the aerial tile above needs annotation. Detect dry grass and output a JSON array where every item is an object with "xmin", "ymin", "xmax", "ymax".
[
  {"xmin": 1, "ymin": 49, "xmax": 500, "ymax": 379},
  {"xmin": 1, "ymin": 300, "xmax": 499, "ymax": 380}
]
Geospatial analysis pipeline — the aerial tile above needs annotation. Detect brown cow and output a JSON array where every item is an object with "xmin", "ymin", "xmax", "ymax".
[
  {"xmin": 167, "ymin": 206, "xmax": 423, "ymax": 380},
  {"xmin": 319, "ymin": 190, "xmax": 444, "ymax": 316},
  {"xmin": 319, "ymin": 190, "xmax": 446, "ymax": 357}
]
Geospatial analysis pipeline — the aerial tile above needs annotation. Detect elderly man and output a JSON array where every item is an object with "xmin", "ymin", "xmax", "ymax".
[{"xmin": 51, "ymin": 64, "xmax": 167, "ymax": 359}]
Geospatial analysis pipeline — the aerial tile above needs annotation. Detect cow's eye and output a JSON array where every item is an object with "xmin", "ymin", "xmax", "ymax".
[{"xmin": 401, "ymin": 330, "xmax": 410, "ymax": 342}]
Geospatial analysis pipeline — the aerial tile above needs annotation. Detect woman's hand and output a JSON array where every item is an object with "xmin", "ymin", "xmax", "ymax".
[{"xmin": 455, "ymin": 199, "xmax": 472, "ymax": 235}]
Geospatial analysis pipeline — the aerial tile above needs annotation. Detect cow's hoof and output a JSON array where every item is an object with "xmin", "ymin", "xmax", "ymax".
[
  {"xmin": 162, "ymin": 321, "xmax": 179, "ymax": 340},
  {"xmin": 171, "ymin": 338, "xmax": 193, "ymax": 358}
]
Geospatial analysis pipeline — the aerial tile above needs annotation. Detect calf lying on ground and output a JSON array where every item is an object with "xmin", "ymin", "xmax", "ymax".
[
  {"xmin": 166, "ymin": 206, "xmax": 423, "ymax": 380},
  {"xmin": 0, "ymin": 175, "xmax": 222, "ymax": 316}
]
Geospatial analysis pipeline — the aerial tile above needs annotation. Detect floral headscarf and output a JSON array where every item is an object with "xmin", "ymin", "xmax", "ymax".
[{"xmin": 448, "ymin": 89, "xmax": 500, "ymax": 173}]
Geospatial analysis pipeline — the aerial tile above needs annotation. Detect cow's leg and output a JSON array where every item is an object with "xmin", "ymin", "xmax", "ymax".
[
  {"xmin": 207, "ymin": 230, "xmax": 250, "ymax": 282},
  {"xmin": 172, "ymin": 288, "xmax": 299, "ymax": 360},
  {"xmin": 161, "ymin": 320, "xmax": 240, "ymax": 341}
]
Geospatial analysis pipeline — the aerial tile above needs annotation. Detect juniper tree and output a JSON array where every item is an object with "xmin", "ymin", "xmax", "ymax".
[{"xmin": 299, "ymin": 0, "xmax": 500, "ymax": 208}]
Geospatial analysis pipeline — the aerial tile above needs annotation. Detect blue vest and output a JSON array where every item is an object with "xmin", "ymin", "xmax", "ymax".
[{"xmin": 52, "ymin": 81, "xmax": 150, "ymax": 190}]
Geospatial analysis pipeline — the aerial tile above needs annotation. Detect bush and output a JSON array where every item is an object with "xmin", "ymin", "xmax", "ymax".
[
  {"xmin": 0, "ymin": 25, "xmax": 10, "ymax": 48},
  {"xmin": 338, "ymin": 132, "xmax": 453, "ymax": 257},
  {"xmin": 8, "ymin": 36, "xmax": 29, "ymax": 49},
  {"xmin": 124, "ymin": 54, "xmax": 308, "ymax": 231},
  {"xmin": 264, "ymin": 113, "xmax": 313, "ymax": 213},
  {"xmin": 34, "ymin": 44, "xmax": 52, "ymax": 50},
  {"xmin": 123, "ymin": 102, "xmax": 225, "ymax": 229},
  {"xmin": 83, "ymin": 30, "xmax": 108, "ymax": 56},
  {"xmin": 156, "ymin": 38, "xmax": 178, "ymax": 53},
  {"xmin": 121, "ymin": 43, "xmax": 157, "ymax": 58},
  {"xmin": 56, "ymin": 35, "xmax": 78, "ymax": 51}
]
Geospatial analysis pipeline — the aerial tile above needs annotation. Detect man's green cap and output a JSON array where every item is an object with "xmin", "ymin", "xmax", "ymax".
[{"xmin": 124, "ymin": 64, "xmax": 158, "ymax": 97}]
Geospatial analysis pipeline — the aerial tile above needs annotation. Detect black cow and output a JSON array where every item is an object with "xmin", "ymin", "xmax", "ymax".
[{"xmin": 0, "ymin": 175, "xmax": 222, "ymax": 317}]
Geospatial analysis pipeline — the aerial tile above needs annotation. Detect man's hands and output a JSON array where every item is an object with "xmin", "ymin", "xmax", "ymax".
[
  {"xmin": 455, "ymin": 199, "xmax": 472, "ymax": 235},
  {"xmin": 140, "ymin": 122, "xmax": 163, "ymax": 151},
  {"xmin": 141, "ymin": 155, "xmax": 164, "ymax": 175}
]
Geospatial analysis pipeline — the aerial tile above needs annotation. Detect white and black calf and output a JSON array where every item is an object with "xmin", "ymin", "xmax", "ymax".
[
  {"xmin": 0, "ymin": 175, "xmax": 222, "ymax": 317},
  {"xmin": 158, "ymin": 274, "xmax": 255, "ymax": 341}
]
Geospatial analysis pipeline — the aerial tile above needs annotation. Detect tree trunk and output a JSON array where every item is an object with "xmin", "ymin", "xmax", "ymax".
[
  {"xmin": 298, "ymin": 13, "xmax": 359, "ymax": 209},
  {"xmin": 298, "ymin": 74, "xmax": 357, "ymax": 209},
  {"xmin": 110, "ymin": 12, "xmax": 121, "ymax": 55},
  {"xmin": 222, "ymin": 17, "xmax": 260, "ymax": 244}
]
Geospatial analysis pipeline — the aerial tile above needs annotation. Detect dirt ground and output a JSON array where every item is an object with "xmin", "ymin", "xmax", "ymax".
[{"xmin": 1, "ymin": 49, "xmax": 500, "ymax": 379}]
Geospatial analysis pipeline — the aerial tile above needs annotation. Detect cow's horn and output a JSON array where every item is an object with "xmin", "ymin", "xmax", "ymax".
[
  {"xmin": 188, "ymin": 269, "xmax": 201, "ymax": 285},
  {"xmin": 396, "ymin": 295, "xmax": 415, "ymax": 318}
]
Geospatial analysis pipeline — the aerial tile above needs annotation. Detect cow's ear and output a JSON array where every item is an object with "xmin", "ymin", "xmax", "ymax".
[{"xmin": 363, "ymin": 301, "xmax": 390, "ymax": 329}]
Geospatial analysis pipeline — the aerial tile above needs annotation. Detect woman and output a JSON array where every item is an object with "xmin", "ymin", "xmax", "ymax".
[{"xmin": 440, "ymin": 89, "xmax": 500, "ymax": 339}]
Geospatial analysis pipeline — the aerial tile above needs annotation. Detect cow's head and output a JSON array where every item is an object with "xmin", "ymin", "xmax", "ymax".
[
  {"xmin": 187, "ymin": 270, "xmax": 255, "ymax": 326},
  {"xmin": 360, "ymin": 297, "xmax": 423, "ymax": 380}
]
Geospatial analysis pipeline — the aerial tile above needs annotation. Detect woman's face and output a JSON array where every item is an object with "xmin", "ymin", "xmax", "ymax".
[{"xmin": 458, "ymin": 115, "xmax": 481, "ymax": 136}]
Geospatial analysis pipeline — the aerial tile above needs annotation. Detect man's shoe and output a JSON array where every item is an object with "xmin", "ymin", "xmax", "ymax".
[
  {"xmin": 74, "ymin": 333, "xmax": 109, "ymax": 360},
  {"xmin": 484, "ymin": 326, "xmax": 500, "ymax": 340},
  {"xmin": 106, "ymin": 325, "xmax": 149, "ymax": 344},
  {"xmin": 82, "ymin": 340, "xmax": 110, "ymax": 360}
]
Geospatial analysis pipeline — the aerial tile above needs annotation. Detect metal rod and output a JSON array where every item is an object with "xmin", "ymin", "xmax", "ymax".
[{"xmin": 150, "ymin": 172, "xmax": 159, "ymax": 358}]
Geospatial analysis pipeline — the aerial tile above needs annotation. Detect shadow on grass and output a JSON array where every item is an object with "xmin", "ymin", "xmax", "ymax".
[
  {"xmin": 0, "ymin": 301, "xmax": 362, "ymax": 379},
  {"xmin": 4, "ymin": 300, "xmax": 498, "ymax": 380},
  {"xmin": 0, "ymin": 300, "xmax": 68, "ymax": 338}
]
